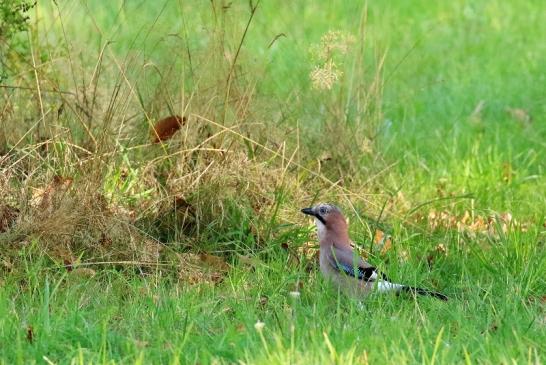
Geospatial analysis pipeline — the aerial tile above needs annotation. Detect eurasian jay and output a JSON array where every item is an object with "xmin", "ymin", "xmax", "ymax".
[{"xmin": 301, "ymin": 203, "xmax": 448, "ymax": 300}]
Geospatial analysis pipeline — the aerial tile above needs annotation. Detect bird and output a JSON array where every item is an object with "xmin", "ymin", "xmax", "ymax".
[{"xmin": 301, "ymin": 203, "xmax": 448, "ymax": 301}]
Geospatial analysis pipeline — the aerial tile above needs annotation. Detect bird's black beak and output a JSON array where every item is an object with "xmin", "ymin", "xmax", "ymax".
[{"xmin": 301, "ymin": 207, "xmax": 326, "ymax": 224}]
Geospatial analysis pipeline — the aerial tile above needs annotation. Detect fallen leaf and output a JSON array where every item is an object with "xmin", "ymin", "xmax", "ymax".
[
  {"xmin": 506, "ymin": 107, "xmax": 531, "ymax": 126},
  {"xmin": 435, "ymin": 243, "xmax": 448, "ymax": 255},
  {"xmin": 151, "ymin": 115, "xmax": 186, "ymax": 143},
  {"xmin": 373, "ymin": 229, "xmax": 392, "ymax": 255},
  {"xmin": 63, "ymin": 259, "xmax": 73, "ymax": 272}
]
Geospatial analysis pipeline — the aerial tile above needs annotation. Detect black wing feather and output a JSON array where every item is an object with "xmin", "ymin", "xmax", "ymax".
[{"xmin": 334, "ymin": 261, "xmax": 377, "ymax": 281}]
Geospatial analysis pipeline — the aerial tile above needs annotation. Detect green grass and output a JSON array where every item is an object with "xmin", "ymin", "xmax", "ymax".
[
  {"xmin": 1, "ymin": 0, "xmax": 545, "ymax": 364},
  {"xmin": 1, "ymin": 230, "xmax": 545, "ymax": 364}
]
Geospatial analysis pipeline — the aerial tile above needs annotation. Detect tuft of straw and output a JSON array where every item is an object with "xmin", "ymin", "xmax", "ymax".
[
  {"xmin": 310, "ymin": 60, "xmax": 342, "ymax": 91},
  {"xmin": 309, "ymin": 30, "xmax": 355, "ymax": 90}
]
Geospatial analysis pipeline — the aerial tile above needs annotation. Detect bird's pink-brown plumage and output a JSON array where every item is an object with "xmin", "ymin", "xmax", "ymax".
[{"xmin": 302, "ymin": 203, "xmax": 448, "ymax": 300}]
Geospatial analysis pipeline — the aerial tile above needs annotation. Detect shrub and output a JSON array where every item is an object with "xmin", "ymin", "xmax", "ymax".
[{"xmin": 0, "ymin": 0, "xmax": 35, "ymax": 81}]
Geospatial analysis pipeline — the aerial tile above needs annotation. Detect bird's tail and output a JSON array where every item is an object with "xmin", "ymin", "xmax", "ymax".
[{"xmin": 401, "ymin": 286, "xmax": 448, "ymax": 301}]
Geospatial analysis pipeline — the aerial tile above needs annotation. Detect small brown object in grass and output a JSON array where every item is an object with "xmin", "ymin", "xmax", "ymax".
[
  {"xmin": 373, "ymin": 229, "xmax": 392, "ymax": 255},
  {"xmin": 63, "ymin": 259, "xmax": 73, "ymax": 272},
  {"xmin": 151, "ymin": 115, "xmax": 186, "ymax": 143},
  {"xmin": 427, "ymin": 243, "xmax": 448, "ymax": 268},
  {"xmin": 198, "ymin": 253, "xmax": 230, "ymax": 272},
  {"xmin": 26, "ymin": 325, "xmax": 33, "ymax": 343},
  {"xmin": 177, "ymin": 253, "xmax": 229, "ymax": 285},
  {"xmin": 31, "ymin": 175, "xmax": 73, "ymax": 212},
  {"xmin": 506, "ymin": 107, "xmax": 532, "ymax": 126},
  {"xmin": 259, "ymin": 295, "xmax": 268, "ymax": 308}
]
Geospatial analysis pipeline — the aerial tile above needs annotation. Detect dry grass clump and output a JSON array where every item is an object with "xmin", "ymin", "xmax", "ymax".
[
  {"xmin": 309, "ymin": 30, "xmax": 355, "ymax": 90},
  {"xmin": 0, "ymin": 2, "xmax": 391, "ymax": 277},
  {"xmin": 0, "ymin": 78, "xmax": 307, "ymax": 277},
  {"xmin": 165, "ymin": 148, "xmax": 302, "ymax": 238},
  {"xmin": 0, "ymin": 172, "xmax": 163, "ymax": 268},
  {"xmin": 0, "ymin": 122, "xmax": 309, "ymax": 278}
]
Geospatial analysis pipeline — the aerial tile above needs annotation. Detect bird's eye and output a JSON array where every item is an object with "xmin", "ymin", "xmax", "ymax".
[{"xmin": 319, "ymin": 207, "xmax": 327, "ymax": 215}]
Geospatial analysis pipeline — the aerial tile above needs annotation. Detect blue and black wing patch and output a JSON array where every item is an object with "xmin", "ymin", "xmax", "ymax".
[{"xmin": 329, "ymin": 257, "xmax": 391, "ymax": 282}]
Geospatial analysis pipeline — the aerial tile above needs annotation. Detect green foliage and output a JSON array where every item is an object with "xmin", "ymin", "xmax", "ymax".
[
  {"xmin": 0, "ymin": 239, "xmax": 544, "ymax": 364},
  {"xmin": 0, "ymin": 0, "xmax": 33, "ymax": 40},
  {"xmin": 0, "ymin": 0, "xmax": 34, "ymax": 81}
]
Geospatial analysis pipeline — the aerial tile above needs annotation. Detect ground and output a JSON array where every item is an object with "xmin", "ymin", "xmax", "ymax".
[{"xmin": 0, "ymin": 1, "xmax": 545, "ymax": 364}]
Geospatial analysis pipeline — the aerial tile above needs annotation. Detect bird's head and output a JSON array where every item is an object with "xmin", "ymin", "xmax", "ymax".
[{"xmin": 301, "ymin": 203, "xmax": 347, "ymax": 239}]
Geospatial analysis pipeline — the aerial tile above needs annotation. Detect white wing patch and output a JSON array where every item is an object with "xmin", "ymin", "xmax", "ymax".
[{"xmin": 376, "ymin": 281, "xmax": 404, "ymax": 292}]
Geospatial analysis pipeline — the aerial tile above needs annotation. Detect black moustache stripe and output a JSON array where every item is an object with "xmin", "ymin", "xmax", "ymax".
[{"xmin": 316, "ymin": 215, "xmax": 326, "ymax": 225}]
